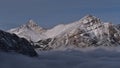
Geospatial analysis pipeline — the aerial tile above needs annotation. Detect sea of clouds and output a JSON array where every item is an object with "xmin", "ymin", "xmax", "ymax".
[{"xmin": 1, "ymin": 47, "xmax": 120, "ymax": 68}]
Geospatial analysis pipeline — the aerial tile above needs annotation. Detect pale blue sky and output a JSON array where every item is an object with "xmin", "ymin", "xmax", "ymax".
[{"xmin": 0, "ymin": 0, "xmax": 120, "ymax": 30}]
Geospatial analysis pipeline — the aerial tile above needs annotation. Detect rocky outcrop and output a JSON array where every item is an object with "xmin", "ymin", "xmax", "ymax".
[
  {"xmin": 0, "ymin": 30, "xmax": 37, "ymax": 56},
  {"xmin": 116, "ymin": 24, "xmax": 120, "ymax": 30}
]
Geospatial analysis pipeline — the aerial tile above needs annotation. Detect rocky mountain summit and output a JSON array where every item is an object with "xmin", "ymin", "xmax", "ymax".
[
  {"xmin": 8, "ymin": 19, "xmax": 46, "ymax": 42},
  {"xmin": 8, "ymin": 15, "xmax": 120, "ymax": 50}
]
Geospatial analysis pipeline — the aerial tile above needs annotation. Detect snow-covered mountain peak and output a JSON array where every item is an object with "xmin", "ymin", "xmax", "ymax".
[
  {"xmin": 79, "ymin": 14, "xmax": 101, "ymax": 25},
  {"xmin": 19, "ymin": 19, "xmax": 43, "ymax": 30},
  {"xmin": 8, "ymin": 20, "xmax": 46, "ymax": 42},
  {"xmin": 83, "ymin": 14, "xmax": 96, "ymax": 18},
  {"xmin": 45, "ymin": 15, "xmax": 102, "ymax": 38},
  {"xmin": 25, "ymin": 19, "xmax": 39, "ymax": 28}
]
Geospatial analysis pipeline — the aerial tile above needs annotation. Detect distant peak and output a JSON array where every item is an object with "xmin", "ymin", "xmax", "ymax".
[
  {"xmin": 28, "ymin": 19, "xmax": 35, "ymax": 23},
  {"xmin": 80, "ymin": 14, "xmax": 101, "ymax": 24},
  {"xmin": 26, "ymin": 19, "xmax": 38, "ymax": 27},
  {"xmin": 83, "ymin": 14, "xmax": 97, "ymax": 19},
  {"xmin": 84, "ymin": 14, "xmax": 94, "ymax": 18}
]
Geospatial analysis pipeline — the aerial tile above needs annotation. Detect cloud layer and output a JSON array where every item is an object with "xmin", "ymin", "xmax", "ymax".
[{"xmin": 1, "ymin": 47, "xmax": 120, "ymax": 68}]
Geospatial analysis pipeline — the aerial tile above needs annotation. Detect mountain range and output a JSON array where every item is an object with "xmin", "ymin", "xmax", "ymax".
[{"xmin": 7, "ymin": 15, "xmax": 120, "ymax": 51}]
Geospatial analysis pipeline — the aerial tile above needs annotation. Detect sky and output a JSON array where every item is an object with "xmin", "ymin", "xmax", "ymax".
[{"xmin": 0, "ymin": 0, "xmax": 120, "ymax": 30}]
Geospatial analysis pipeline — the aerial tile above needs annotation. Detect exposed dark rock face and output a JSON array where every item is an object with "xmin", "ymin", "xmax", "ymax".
[
  {"xmin": 116, "ymin": 24, "xmax": 120, "ymax": 30},
  {"xmin": 33, "ymin": 38, "xmax": 52, "ymax": 50},
  {"xmin": 0, "ymin": 30, "xmax": 37, "ymax": 57}
]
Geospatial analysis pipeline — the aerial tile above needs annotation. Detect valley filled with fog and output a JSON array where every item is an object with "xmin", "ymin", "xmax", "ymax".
[{"xmin": 1, "ymin": 47, "xmax": 120, "ymax": 68}]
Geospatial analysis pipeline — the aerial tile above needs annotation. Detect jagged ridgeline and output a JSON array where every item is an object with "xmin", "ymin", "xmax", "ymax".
[{"xmin": 8, "ymin": 15, "xmax": 120, "ymax": 50}]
